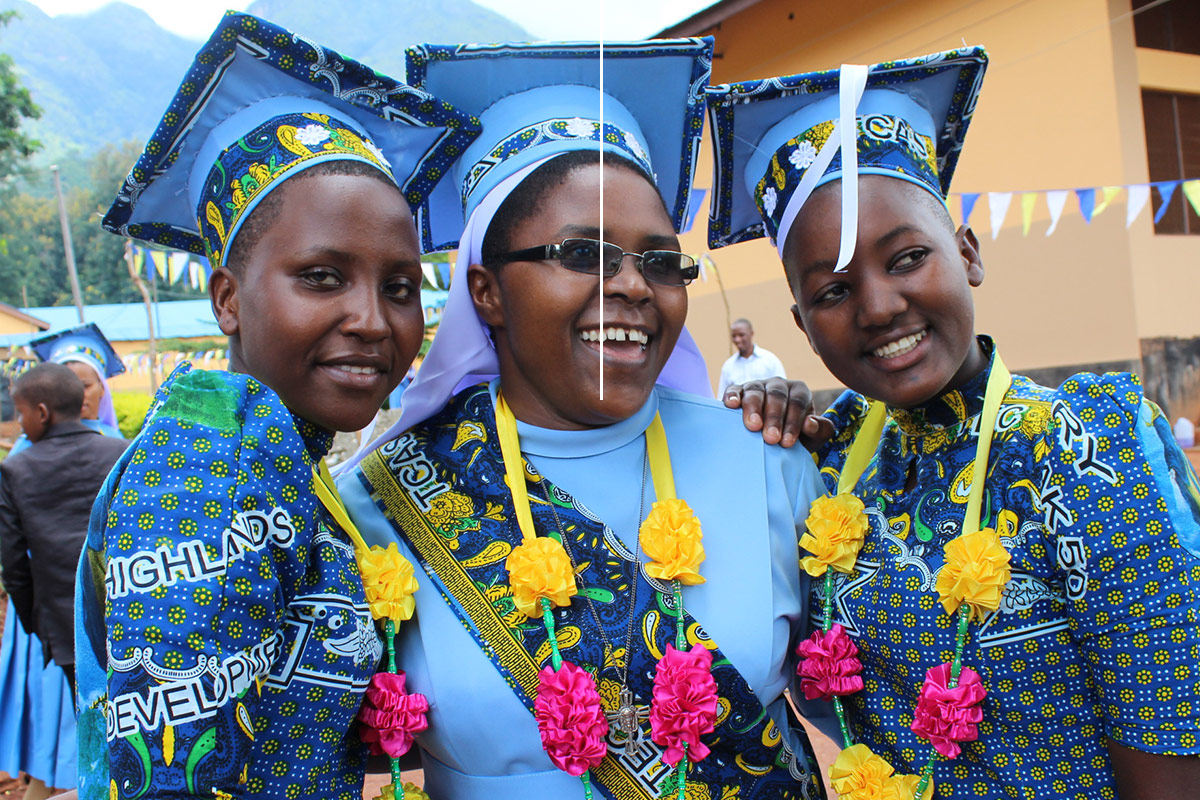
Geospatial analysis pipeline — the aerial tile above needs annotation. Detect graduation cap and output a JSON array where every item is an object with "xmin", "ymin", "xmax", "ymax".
[
  {"xmin": 30, "ymin": 322, "xmax": 125, "ymax": 379},
  {"xmin": 101, "ymin": 11, "xmax": 481, "ymax": 267},
  {"xmin": 405, "ymin": 38, "xmax": 713, "ymax": 251},
  {"xmin": 706, "ymin": 46, "xmax": 987, "ymax": 269}
]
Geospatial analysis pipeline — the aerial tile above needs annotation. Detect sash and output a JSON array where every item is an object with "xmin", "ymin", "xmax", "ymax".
[{"xmin": 359, "ymin": 386, "xmax": 825, "ymax": 799}]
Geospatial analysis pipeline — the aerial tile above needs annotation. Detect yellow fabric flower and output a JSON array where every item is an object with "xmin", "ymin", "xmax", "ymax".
[
  {"xmin": 358, "ymin": 543, "xmax": 419, "ymax": 623},
  {"xmin": 829, "ymin": 744, "xmax": 931, "ymax": 800},
  {"xmin": 936, "ymin": 527, "xmax": 1012, "ymax": 621},
  {"xmin": 799, "ymin": 493, "xmax": 868, "ymax": 577},
  {"xmin": 372, "ymin": 782, "xmax": 431, "ymax": 800},
  {"xmin": 506, "ymin": 537, "xmax": 578, "ymax": 618},
  {"xmin": 640, "ymin": 498, "xmax": 706, "ymax": 585}
]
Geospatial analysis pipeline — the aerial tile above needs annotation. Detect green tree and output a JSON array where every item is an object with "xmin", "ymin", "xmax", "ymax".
[{"xmin": 0, "ymin": 10, "xmax": 40, "ymax": 185}]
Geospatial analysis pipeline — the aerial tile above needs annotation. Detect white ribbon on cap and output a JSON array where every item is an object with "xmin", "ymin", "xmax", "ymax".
[{"xmin": 773, "ymin": 63, "xmax": 869, "ymax": 271}]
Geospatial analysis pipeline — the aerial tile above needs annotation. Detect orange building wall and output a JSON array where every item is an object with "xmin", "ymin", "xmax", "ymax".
[{"xmin": 672, "ymin": 0, "xmax": 1200, "ymax": 397}]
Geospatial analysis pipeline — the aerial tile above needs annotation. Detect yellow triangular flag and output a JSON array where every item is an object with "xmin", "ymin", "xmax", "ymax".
[
  {"xmin": 1021, "ymin": 192, "xmax": 1038, "ymax": 236},
  {"xmin": 1183, "ymin": 180, "xmax": 1200, "ymax": 217},
  {"xmin": 1093, "ymin": 185, "xmax": 1121, "ymax": 217}
]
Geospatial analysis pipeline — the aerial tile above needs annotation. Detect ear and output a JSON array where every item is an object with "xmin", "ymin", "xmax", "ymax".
[
  {"xmin": 209, "ymin": 267, "xmax": 241, "ymax": 336},
  {"xmin": 956, "ymin": 225, "xmax": 984, "ymax": 287},
  {"xmin": 34, "ymin": 402, "xmax": 51, "ymax": 424},
  {"xmin": 468, "ymin": 263, "xmax": 506, "ymax": 328}
]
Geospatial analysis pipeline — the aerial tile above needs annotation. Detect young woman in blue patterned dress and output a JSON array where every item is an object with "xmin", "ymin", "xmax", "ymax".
[
  {"xmin": 70, "ymin": 12, "xmax": 478, "ymax": 800},
  {"xmin": 707, "ymin": 46, "xmax": 1200, "ymax": 799}
]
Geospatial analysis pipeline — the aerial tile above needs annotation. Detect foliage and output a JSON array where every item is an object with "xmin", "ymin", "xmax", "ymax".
[
  {"xmin": 0, "ymin": 140, "xmax": 208, "ymax": 308},
  {"xmin": 0, "ymin": 10, "xmax": 40, "ymax": 184},
  {"xmin": 112, "ymin": 389, "xmax": 152, "ymax": 439}
]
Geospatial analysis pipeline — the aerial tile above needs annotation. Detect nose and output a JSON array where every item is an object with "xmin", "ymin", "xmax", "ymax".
[
  {"xmin": 604, "ymin": 252, "xmax": 653, "ymax": 303},
  {"xmin": 340, "ymin": 286, "xmax": 391, "ymax": 341},
  {"xmin": 856, "ymin": 274, "xmax": 907, "ymax": 328}
]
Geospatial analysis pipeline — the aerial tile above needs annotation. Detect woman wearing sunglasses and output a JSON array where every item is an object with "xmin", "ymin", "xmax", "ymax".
[{"xmin": 338, "ymin": 40, "xmax": 831, "ymax": 800}]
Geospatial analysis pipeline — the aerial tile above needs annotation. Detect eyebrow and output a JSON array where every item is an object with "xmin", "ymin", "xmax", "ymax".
[
  {"xmin": 292, "ymin": 246, "xmax": 422, "ymax": 270},
  {"xmin": 796, "ymin": 223, "xmax": 925, "ymax": 279}
]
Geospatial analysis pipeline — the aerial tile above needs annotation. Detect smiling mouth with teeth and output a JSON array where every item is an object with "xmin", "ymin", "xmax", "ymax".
[
  {"xmin": 579, "ymin": 327, "xmax": 650, "ymax": 350},
  {"xmin": 334, "ymin": 365, "xmax": 381, "ymax": 375},
  {"xmin": 872, "ymin": 330, "xmax": 926, "ymax": 359}
]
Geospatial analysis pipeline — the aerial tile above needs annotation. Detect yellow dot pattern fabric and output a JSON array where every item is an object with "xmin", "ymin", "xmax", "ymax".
[
  {"xmin": 816, "ymin": 347, "xmax": 1200, "ymax": 799},
  {"xmin": 74, "ymin": 365, "xmax": 381, "ymax": 800}
]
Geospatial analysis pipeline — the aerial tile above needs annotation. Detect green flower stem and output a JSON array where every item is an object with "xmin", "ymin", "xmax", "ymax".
[
  {"xmin": 541, "ymin": 598, "xmax": 563, "ymax": 671},
  {"xmin": 832, "ymin": 696, "xmax": 854, "ymax": 750},
  {"xmin": 822, "ymin": 571, "xmax": 834, "ymax": 632},
  {"xmin": 581, "ymin": 770, "xmax": 594, "ymax": 799},
  {"xmin": 383, "ymin": 619, "xmax": 404, "ymax": 797},
  {"xmin": 914, "ymin": 754, "xmax": 936, "ymax": 799},
  {"xmin": 672, "ymin": 582, "xmax": 686, "ymax": 650},
  {"xmin": 677, "ymin": 752, "xmax": 689, "ymax": 800}
]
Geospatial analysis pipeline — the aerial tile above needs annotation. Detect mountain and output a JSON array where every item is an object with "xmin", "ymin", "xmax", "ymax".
[{"xmin": 0, "ymin": 0, "xmax": 528, "ymax": 179}]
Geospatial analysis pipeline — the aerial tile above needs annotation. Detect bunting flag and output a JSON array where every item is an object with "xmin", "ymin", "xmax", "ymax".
[
  {"xmin": 1020, "ymin": 192, "xmax": 1037, "ymax": 236},
  {"xmin": 1183, "ymin": 180, "xmax": 1200, "ymax": 217},
  {"xmin": 1154, "ymin": 182, "xmax": 1178, "ymax": 224},
  {"xmin": 1045, "ymin": 190, "xmax": 1069, "ymax": 236},
  {"xmin": 988, "ymin": 192, "xmax": 1012, "ymax": 240},
  {"xmin": 942, "ymin": 178, "xmax": 1197, "ymax": 238},
  {"xmin": 1126, "ymin": 185, "xmax": 1150, "ymax": 228},
  {"xmin": 1076, "ymin": 188, "xmax": 1096, "ymax": 223},
  {"xmin": 961, "ymin": 193, "xmax": 980, "ymax": 227}
]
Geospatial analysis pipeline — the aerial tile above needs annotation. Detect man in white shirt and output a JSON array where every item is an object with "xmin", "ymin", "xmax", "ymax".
[{"xmin": 717, "ymin": 318, "xmax": 787, "ymax": 398}]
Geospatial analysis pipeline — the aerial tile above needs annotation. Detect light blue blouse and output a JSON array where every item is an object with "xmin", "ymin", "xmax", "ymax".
[{"xmin": 341, "ymin": 384, "xmax": 830, "ymax": 798}]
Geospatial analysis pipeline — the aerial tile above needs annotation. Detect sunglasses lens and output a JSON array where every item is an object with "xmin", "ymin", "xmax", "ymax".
[
  {"xmin": 641, "ymin": 252, "xmax": 696, "ymax": 286},
  {"xmin": 558, "ymin": 239, "xmax": 624, "ymax": 275}
]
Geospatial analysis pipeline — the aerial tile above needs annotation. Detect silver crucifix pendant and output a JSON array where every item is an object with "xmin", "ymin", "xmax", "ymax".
[{"xmin": 606, "ymin": 686, "xmax": 649, "ymax": 756}]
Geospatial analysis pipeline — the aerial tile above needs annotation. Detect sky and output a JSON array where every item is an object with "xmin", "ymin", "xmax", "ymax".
[{"xmin": 25, "ymin": 0, "xmax": 715, "ymax": 40}]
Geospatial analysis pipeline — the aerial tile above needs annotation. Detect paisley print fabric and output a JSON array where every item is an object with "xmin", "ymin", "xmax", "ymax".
[
  {"xmin": 813, "ymin": 339, "xmax": 1200, "ymax": 799},
  {"xmin": 75, "ymin": 365, "xmax": 381, "ymax": 800}
]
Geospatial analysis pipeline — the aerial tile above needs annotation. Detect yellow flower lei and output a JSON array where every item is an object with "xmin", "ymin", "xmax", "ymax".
[{"xmin": 800, "ymin": 355, "xmax": 1013, "ymax": 797}]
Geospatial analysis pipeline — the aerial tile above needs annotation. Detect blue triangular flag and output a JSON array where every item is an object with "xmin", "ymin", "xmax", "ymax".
[
  {"xmin": 1075, "ymin": 188, "xmax": 1095, "ymax": 223},
  {"xmin": 1153, "ymin": 181, "xmax": 1179, "ymax": 225},
  {"xmin": 961, "ymin": 193, "xmax": 980, "ymax": 227}
]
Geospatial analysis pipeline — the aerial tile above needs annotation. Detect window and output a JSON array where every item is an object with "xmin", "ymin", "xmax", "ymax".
[
  {"xmin": 1134, "ymin": 0, "xmax": 1200, "ymax": 56},
  {"xmin": 1141, "ymin": 90, "xmax": 1200, "ymax": 234}
]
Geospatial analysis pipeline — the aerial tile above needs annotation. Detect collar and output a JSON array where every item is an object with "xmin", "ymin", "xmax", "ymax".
[
  {"xmin": 489, "ymin": 378, "xmax": 660, "ymax": 459},
  {"xmin": 737, "ymin": 346, "xmax": 759, "ymax": 361},
  {"xmin": 40, "ymin": 419, "xmax": 98, "ymax": 440},
  {"xmin": 291, "ymin": 414, "xmax": 335, "ymax": 465},
  {"xmin": 889, "ymin": 336, "xmax": 995, "ymax": 436}
]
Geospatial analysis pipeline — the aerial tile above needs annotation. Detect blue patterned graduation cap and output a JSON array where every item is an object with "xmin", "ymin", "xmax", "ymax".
[
  {"xmin": 102, "ymin": 12, "xmax": 480, "ymax": 268},
  {"xmin": 405, "ymin": 38, "xmax": 713, "ymax": 251},
  {"xmin": 706, "ymin": 47, "xmax": 987, "ymax": 268},
  {"xmin": 30, "ymin": 323, "xmax": 125, "ymax": 379}
]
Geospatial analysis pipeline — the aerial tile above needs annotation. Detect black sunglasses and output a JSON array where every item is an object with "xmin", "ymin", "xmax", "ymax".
[{"xmin": 486, "ymin": 238, "xmax": 699, "ymax": 287}]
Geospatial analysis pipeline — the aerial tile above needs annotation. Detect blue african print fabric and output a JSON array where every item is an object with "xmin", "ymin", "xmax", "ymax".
[
  {"xmin": 75, "ymin": 365, "xmax": 381, "ymax": 800},
  {"xmin": 812, "ymin": 340, "xmax": 1200, "ymax": 799}
]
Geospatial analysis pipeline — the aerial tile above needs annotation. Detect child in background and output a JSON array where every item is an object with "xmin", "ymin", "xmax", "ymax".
[
  {"xmin": 0, "ymin": 363, "xmax": 127, "ymax": 692},
  {"xmin": 708, "ymin": 48, "xmax": 1200, "ymax": 798},
  {"xmin": 72, "ymin": 12, "xmax": 477, "ymax": 800}
]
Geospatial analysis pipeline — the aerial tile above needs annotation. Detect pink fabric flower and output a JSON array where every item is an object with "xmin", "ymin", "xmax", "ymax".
[
  {"xmin": 795, "ymin": 624, "xmax": 864, "ymax": 701},
  {"xmin": 649, "ymin": 644, "xmax": 719, "ymax": 766},
  {"xmin": 910, "ymin": 663, "xmax": 987, "ymax": 759},
  {"xmin": 534, "ymin": 660, "xmax": 608, "ymax": 776},
  {"xmin": 357, "ymin": 671, "xmax": 430, "ymax": 758}
]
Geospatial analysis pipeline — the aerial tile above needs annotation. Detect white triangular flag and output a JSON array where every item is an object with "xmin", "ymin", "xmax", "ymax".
[
  {"xmin": 1126, "ymin": 184, "xmax": 1150, "ymax": 228},
  {"xmin": 988, "ymin": 192, "xmax": 1012, "ymax": 240},
  {"xmin": 420, "ymin": 262, "xmax": 439, "ymax": 288},
  {"xmin": 1045, "ymin": 190, "xmax": 1069, "ymax": 236}
]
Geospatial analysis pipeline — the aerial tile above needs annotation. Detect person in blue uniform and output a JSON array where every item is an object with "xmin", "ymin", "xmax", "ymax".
[
  {"xmin": 338, "ymin": 40, "xmax": 831, "ymax": 800},
  {"xmin": 707, "ymin": 46, "xmax": 1200, "ymax": 798},
  {"xmin": 71, "ymin": 12, "xmax": 478, "ymax": 800},
  {"xmin": 0, "ymin": 323, "xmax": 126, "ymax": 798}
]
